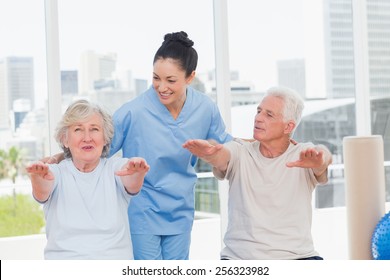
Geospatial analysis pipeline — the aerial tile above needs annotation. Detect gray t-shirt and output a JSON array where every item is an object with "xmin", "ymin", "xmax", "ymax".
[{"xmin": 215, "ymin": 140, "xmax": 323, "ymax": 260}]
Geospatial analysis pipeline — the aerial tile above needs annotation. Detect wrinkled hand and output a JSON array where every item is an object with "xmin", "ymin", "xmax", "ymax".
[
  {"xmin": 182, "ymin": 139, "xmax": 223, "ymax": 159},
  {"xmin": 286, "ymin": 148, "xmax": 325, "ymax": 169},
  {"xmin": 115, "ymin": 157, "xmax": 150, "ymax": 176},
  {"xmin": 26, "ymin": 161, "xmax": 55, "ymax": 180}
]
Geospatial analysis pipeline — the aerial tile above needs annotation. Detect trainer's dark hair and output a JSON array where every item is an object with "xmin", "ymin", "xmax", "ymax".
[{"xmin": 153, "ymin": 31, "xmax": 198, "ymax": 78}]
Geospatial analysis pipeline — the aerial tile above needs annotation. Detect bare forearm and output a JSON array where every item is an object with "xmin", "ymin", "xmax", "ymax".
[
  {"xmin": 116, "ymin": 158, "xmax": 149, "ymax": 195},
  {"xmin": 201, "ymin": 148, "xmax": 230, "ymax": 172},
  {"xmin": 121, "ymin": 175, "xmax": 144, "ymax": 195},
  {"xmin": 31, "ymin": 176, "xmax": 53, "ymax": 202},
  {"xmin": 183, "ymin": 139, "xmax": 231, "ymax": 172},
  {"xmin": 313, "ymin": 145, "xmax": 333, "ymax": 183}
]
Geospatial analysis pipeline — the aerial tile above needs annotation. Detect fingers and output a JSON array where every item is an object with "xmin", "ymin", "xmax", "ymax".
[
  {"xmin": 286, "ymin": 160, "xmax": 299, "ymax": 168},
  {"xmin": 182, "ymin": 139, "xmax": 208, "ymax": 149},
  {"xmin": 26, "ymin": 162, "xmax": 54, "ymax": 180},
  {"xmin": 127, "ymin": 159, "xmax": 150, "ymax": 171},
  {"xmin": 299, "ymin": 148, "xmax": 324, "ymax": 160},
  {"xmin": 26, "ymin": 162, "xmax": 49, "ymax": 174},
  {"xmin": 286, "ymin": 148, "xmax": 324, "ymax": 168},
  {"xmin": 183, "ymin": 139, "xmax": 222, "ymax": 158},
  {"xmin": 300, "ymin": 149, "xmax": 317, "ymax": 158},
  {"xmin": 116, "ymin": 158, "xmax": 150, "ymax": 176}
]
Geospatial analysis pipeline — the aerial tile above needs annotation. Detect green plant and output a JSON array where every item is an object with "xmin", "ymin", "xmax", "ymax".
[
  {"xmin": 0, "ymin": 193, "xmax": 45, "ymax": 237},
  {"xmin": 0, "ymin": 146, "xmax": 27, "ymax": 184}
]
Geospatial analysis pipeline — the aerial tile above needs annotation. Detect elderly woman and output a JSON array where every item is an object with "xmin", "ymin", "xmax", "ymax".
[{"xmin": 26, "ymin": 99, "xmax": 149, "ymax": 260}]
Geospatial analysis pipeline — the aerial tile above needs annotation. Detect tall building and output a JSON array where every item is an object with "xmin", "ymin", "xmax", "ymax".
[
  {"xmin": 135, "ymin": 78, "xmax": 148, "ymax": 96},
  {"xmin": 0, "ymin": 57, "xmax": 34, "ymax": 129},
  {"xmin": 89, "ymin": 89, "xmax": 134, "ymax": 115},
  {"xmin": 61, "ymin": 70, "xmax": 78, "ymax": 96},
  {"xmin": 324, "ymin": 0, "xmax": 390, "ymax": 98},
  {"xmin": 12, "ymin": 99, "xmax": 31, "ymax": 131},
  {"xmin": 366, "ymin": 0, "xmax": 390, "ymax": 97},
  {"xmin": 114, "ymin": 70, "xmax": 133, "ymax": 91},
  {"xmin": 277, "ymin": 59, "xmax": 306, "ymax": 99},
  {"xmin": 78, "ymin": 51, "xmax": 117, "ymax": 94},
  {"xmin": 200, "ymin": 69, "xmax": 260, "ymax": 106},
  {"xmin": 12, "ymin": 107, "xmax": 48, "ymax": 160}
]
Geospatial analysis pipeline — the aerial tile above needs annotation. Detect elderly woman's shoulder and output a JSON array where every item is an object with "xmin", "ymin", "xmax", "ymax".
[{"xmin": 103, "ymin": 156, "xmax": 128, "ymax": 169}]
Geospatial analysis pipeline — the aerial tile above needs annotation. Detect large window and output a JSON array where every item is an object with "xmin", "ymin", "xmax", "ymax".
[
  {"xmin": 0, "ymin": 0, "xmax": 48, "ymax": 237},
  {"xmin": 57, "ymin": 0, "xmax": 218, "ymax": 213},
  {"xmin": 227, "ymin": 0, "xmax": 390, "ymax": 208},
  {"xmin": 57, "ymin": 0, "xmax": 216, "ymax": 114},
  {"xmin": 0, "ymin": 0, "xmax": 48, "ymax": 158},
  {"xmin": 1, "ymin": 1, "xmax": 389, "ymax": 241}
]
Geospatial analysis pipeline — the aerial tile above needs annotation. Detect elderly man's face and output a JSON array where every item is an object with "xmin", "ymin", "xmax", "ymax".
[
  {"xmin": 64, "ymin": 113, "xmax": 105, "ymax": 168},
  {"xmin": 253, "ymin": 96, "xmax": 290, "ymax": 142}
]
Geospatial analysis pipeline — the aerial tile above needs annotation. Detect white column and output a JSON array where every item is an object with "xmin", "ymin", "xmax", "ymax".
[
  {"xmin": 213, "ymin": 0, "xmax": 231, "ymax": 131},
  {"xmin": 213, "ymin": 0, "xmax": 231, "ymax": 250},
  {"xmin": 352, "ymin": 0, "xmax": 371, "ymax": 135},
  {"xmin": 44, "ymin": 0, "xmax": 62, "ymax": 154},
  {"xmin": 343, "ymin": 135, "xmax": 386, "ymax": 259}
]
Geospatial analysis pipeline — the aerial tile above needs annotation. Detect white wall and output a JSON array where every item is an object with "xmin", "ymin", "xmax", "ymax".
[
  {"xmin": 0, "ymin": 212, "xmax": 221, "ymax": 260},
  {"xmin": 2, "ymin": 206, "xmax": 390, "ymax": 260}
]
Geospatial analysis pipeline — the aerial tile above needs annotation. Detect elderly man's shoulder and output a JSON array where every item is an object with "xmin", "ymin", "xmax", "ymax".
[
  {"xmin": 224, "ymin": 138, "xmax": 257, "ymax": 150},
  {"xmin": 232, "ymin": 138, "xmax": 256, "ymax": 145}
]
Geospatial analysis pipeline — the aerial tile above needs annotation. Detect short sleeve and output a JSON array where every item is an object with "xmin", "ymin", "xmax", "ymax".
[{"xmin": 212, "ymin": 139, "xmax": 243, "ymax": 180}]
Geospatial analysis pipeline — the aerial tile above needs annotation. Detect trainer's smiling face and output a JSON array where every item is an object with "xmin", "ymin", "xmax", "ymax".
[
  {"xmin": 64, "ymin": 113, "xmax": 106, "ymax": 172},
  {"xmin": 152, "ymin": 58, "xmax": 195, "ymax": 114}
]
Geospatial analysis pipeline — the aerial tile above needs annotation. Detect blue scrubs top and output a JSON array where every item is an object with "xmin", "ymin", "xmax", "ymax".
[{"xmin": 110, "ymin": 86, "xmax": 232, "ymax": 235}]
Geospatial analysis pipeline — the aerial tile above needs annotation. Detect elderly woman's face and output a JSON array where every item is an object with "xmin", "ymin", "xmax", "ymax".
[{"xmin": 64, "ymin": 113, "xmax": 105, "ymax": 167}]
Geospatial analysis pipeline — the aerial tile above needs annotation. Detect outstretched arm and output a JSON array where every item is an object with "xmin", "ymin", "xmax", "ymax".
[
  {"xmin": 286, "ymin": 145, "xmax": 332, "ymax": 183},
  {"xmin": 182, "ymin": 139, "xmax": 231, "ymax": 172},
  {"xmin": 26, "ymin": 162, "xmax": 55, "ymax": 202},
  {"xmin": 115, "ymin": 157, "xmax": 150, "ymax": 195}
]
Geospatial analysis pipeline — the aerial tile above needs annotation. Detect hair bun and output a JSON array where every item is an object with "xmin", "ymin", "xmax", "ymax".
[{"xmin": 164, "ymin": 31, "xmax": 194, "ymax": 47}]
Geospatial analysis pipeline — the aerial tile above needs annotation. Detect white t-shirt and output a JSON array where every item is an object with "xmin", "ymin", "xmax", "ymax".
[
  {"xmin": 42, "ymin": 157, "xmax": 133, "ymax": 260},
  {"xmin": 215, "ymin": 140, "xmax": 324, "ymax": 260}
]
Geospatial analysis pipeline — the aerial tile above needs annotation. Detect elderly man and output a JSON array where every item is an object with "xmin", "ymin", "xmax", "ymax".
[{"xmin": 183, "ymin": 86, "xmax": 332, "ymax": 260}]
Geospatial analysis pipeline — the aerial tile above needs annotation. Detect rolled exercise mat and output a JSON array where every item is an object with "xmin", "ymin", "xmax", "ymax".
[{"xmin": 343, "ymin": 135, "xmax": 386, "ymax": 259}]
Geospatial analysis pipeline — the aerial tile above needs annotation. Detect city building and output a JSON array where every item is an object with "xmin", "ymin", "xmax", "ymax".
[
  {"xmin": 60, "ymin": 70, "xmax": 78, "ymax": 96},
  {"xmin": 78, "ymin": 51, "xmax": 117, "ymax": 95},
  {"xmin": 134, "ymin": 78, "xmax": 148, "ymax": 96},
  {"xmin": 324, "ymin": 0, "xmax": 390, "ymax": 98},
  {"xmin": 11, "ymin": 99, "xmax": 31, "ymax": 131},
  {"xmin": 277, "ymin": 59, "xmax": 306, "ymax": 99},
  {"xmin": 0, "ymin": 57, "xmax": 34, "ymax": 129}
]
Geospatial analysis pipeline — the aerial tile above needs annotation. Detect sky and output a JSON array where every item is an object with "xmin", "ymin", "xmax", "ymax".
[{"xmin": 1, "ymin": 0, "xmax": 314, "ymax": 109}]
